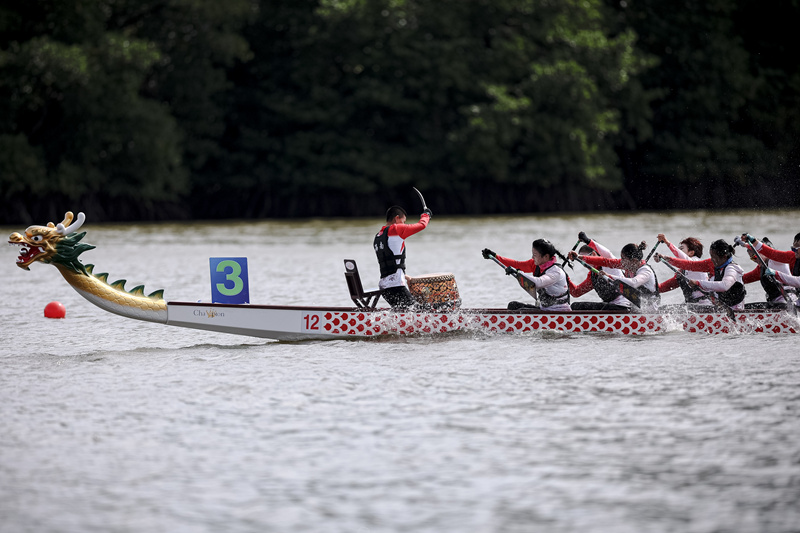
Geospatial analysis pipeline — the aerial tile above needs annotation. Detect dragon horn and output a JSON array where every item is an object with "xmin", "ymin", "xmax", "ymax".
[{"xmin": 57, "ymin": 212, "xmax": 86, "ymax": 235}]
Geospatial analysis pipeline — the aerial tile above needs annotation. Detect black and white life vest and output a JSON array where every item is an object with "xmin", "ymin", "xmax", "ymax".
[
  {"xmin": 714, "ymin": 260, "xmax": 746, "ymax": 307},
  {"xmin": 374, "ymin": 226, "xmax": 405, "ymax": 278},
  {"xmin": 533, "ymin": 263, "xmax": 570, "ymax": 307}
]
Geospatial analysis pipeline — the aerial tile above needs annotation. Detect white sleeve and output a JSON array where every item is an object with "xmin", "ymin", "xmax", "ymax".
[
  {"xmin": 699, "ymin": 266, "xmax": 737, "ymax": 292},
  {"xmin": 776, "ymin": 271, "xmax": 800, "ymax": 288},
  {"xmin": 520, "ymin": 269, "xmax": 559, "ymax": 289},
  {"xmin": 669, "ymin": 242, "xmax": 690, "ymax": 261}
]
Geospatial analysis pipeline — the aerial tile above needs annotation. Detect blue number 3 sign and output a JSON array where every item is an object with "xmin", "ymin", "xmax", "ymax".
[{"xmin": 210, "ymin": 257, "xmax": 250, "ymax": 304}]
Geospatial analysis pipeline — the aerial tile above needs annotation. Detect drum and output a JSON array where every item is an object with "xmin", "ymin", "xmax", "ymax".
[{"xmin": 408, "ymin": 273, "xmax": 461, "ymax": 310}]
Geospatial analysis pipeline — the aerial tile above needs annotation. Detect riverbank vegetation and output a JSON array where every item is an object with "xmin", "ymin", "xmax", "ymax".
[{"xmin": 1, "ymin": 0, "xmax": 797, "ymax": 223}]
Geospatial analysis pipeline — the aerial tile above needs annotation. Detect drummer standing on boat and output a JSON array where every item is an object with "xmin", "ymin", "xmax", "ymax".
[{"xmin": 374, "ymin": 205, "xmax": 431, "ymax": 309}]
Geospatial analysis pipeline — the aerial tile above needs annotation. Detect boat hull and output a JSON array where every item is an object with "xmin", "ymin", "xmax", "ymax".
[{"xmin": 166, "ymin": 302, "xmax": 799, "ymax": 341}]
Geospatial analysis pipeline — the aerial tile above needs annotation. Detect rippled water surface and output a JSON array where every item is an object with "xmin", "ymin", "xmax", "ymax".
[{"xmin": 2, "ymin": 210, "xmax": 799, "ymax": 532}]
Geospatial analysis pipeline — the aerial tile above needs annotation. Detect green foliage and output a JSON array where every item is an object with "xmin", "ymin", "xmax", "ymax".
[
  {"xmin": 0, "ymin": 0, "xmax": 252, "ymax": 212},
  {"xmin": 213, "ymin": 0, "xmax": 648, "ymax": 212},
  {"xmin": 0, "ymin": 134, "xmax": 47, "ymax": 198},
  {"xmin": 0, "ymin": 0, "xmax": 797, "ymax": 221},
  {"xmin": 603, "ymin": 0, "xmax": 786, "ymax": 189}
]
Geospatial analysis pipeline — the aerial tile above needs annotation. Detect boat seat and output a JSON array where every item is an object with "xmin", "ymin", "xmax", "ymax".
[{"xmin": 344, "ymin": 259, "xmax": 383, "ymax": 308}]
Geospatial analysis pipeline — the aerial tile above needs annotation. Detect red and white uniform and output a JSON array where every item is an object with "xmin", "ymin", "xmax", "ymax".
[
  {"xmin": 495, "ymin": 255, "xmax": 570, "ymax": 311},
  {"xmin": 580, "ymin": 250, "xmax": 659, "ymax": 311},
  {"xmin": 608, "ymin": 265, "xmax": 659, "ymax": 312},
  {"xmin": 517, "ymin": 259, "xmax": 571, "ymax": 312},
  {"xmin": 377, "ymin": 214, "xmax": 430, "ymax": 290},
  {"xmin": 664, "ymin": 241, "xmax": 711, "ymax": 305},
  {"xmin": 666, "ymin": 256, "xmax": 746, "ymax": 310},
  {"xmin": 699, "ymin": 263, "xmax": 745, "ymax": 307},
  {"xmin": 586, "ymin": 240, "xmax": 629, "ymax": 308},
  {"xmin": 569, "ymin": 240, "xmax": 630, "ymax": 308}
]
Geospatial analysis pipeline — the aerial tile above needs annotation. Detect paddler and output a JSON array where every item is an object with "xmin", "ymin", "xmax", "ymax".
[
  {"xmin": 482, "ymin": 239, "xmax": 571, "ymax": 311},
  {"xmin": 741, "ymin": 237, "xmax": 794, "ymax": 309},
  {"xmin": 571, "ymin": 241, "xmax": 661, "ymax": 312},
  {"xmin": 654, "ymin": 233, "xmax": 712, "ymax": 307},
  {"xmin": 741, "ymin": 233, "xmax": 800, "ymax": 308},
  {"xmin": 374, "ymin": 204, "xmax": 432, "ymax": 309},
  {"xmin": 655, "ymin": 239, "xmax": 745, "ymax": 311},
  {"xmin": 568, "ymin": 232, "xmax": 630, "ymax": 311}
]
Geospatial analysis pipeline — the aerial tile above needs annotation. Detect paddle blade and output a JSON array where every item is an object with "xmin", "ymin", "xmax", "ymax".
[
  {"xmin": 516, "ymin": 273, "xmax": 538, "ymax": 298},
  {"xmin": 619, "ymin": 282, "xmax": 641, "ymax": 308}
]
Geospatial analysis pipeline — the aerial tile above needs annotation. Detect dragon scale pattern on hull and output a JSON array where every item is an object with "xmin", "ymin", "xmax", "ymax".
[{"xmin": 316, "ymin": 310, "xmax": 798, "ymax": 336}]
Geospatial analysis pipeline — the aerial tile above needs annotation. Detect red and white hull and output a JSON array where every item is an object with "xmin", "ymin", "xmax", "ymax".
[{"xmin": 166, "ymin": 302, "xmax": 799, "ymax": 341}]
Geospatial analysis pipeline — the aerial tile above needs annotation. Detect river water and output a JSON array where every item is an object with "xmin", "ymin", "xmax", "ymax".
[{"xmin": 1, "ymin": 209, "xmax": 799, "ymax": 532}]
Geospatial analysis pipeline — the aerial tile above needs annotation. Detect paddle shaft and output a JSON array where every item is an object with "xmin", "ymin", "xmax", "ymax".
[
  {"xmin": 644, "ymin": 241, "xmax": 661, "ymax": 263},
  {"xmin": 561, "ymin": 240, "xmax": 582, "ymax": 268},
  {"xmin": 488, "ymin": 255, "xmax": 538, "ymax": 299},
  {"xmin": 571, "ymin": 254, "xmax": 609, "ymax": 278}
]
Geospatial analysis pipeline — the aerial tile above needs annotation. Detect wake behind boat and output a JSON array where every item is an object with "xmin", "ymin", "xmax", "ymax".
[{"xmin": 8, "ymin": 211, "xmax": 799, "ymax": 341}]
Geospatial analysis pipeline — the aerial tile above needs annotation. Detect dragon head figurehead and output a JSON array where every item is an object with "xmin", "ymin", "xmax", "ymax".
[
  {"xmin": 8, "ymin": 211, "xmax": 95, "ymax": 273},
  {"xmin": 9, "ymin": 210, "xmax": 167, "ymax": 323}
]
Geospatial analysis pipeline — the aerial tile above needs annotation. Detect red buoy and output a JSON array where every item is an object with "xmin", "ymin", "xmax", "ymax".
[{"xmin": 44, "ymin": 301, "xmax": 66, "ymax": 319}]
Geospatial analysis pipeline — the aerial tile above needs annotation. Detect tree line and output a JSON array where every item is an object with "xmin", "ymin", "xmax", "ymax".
[{"xmin": 1, "ymin": 0, "xmax": 798, "ymax": 224}]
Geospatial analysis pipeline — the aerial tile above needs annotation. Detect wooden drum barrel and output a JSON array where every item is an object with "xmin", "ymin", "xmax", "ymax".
[{"xmin": 408, "ymin": 273, "xmax": 461, "ymax": 310}]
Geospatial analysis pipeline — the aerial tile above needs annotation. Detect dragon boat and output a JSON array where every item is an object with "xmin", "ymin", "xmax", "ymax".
[{"xmin": 8, "ymin": 211, "xmax": 799, "ymax": 341}]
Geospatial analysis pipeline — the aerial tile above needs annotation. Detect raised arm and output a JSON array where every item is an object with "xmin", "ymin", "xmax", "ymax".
[
  {"xmin": 657, "ymin": 233, "xmax": 690, "ymax": 261},
  {"xmin": 393, "ymin": 213, "xmax": 430, "ymax": 239},
  {"xmin": 588, "ymin": 239, "xmax": 616, "ymax": 259}
]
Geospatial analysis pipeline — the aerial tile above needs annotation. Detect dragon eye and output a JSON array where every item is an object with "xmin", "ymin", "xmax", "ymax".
[{"xmin": 31, "ymin": 235, "xmax": 43, "ymax": 242}]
